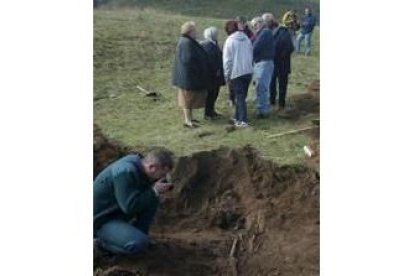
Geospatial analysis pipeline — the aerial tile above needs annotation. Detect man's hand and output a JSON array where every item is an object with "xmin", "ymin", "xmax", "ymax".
[{"xmin": 153, "ymin": 179, "xmax": 174, "ymax": 196}]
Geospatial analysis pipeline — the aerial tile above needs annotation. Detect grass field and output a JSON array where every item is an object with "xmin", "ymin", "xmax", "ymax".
[
  {"xmin": 94, "ymin": 1, "xmax": 320, "ymax": 164},
  {"xmin": 96, "ymin": 0, "xmax": 320, "ymax": 20}
]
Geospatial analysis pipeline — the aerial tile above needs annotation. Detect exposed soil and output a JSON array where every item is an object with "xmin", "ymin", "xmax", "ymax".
[
  {"xmin": 279, "ymin": 79, "xmax": 320, "ymax": 120},
  {"xmin": 94, "ymin": 124, "xmax": 130, "ymax": 178},
  {"xmin": 306, "ymin": 79, "xmax": 320, "ymax": 98},
  {"xmin": 93, "ymin": 124, "xmax": 150, "ymax": 178},
  {"xmin": 94, "ymin": 131, "xmax": 320, "ymax": 275}
]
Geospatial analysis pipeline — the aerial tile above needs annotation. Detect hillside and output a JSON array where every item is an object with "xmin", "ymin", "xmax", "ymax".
[
  {"xmin": 94, "ymin": 1, "xmax": 320, "ymax": 274},
  {"xmin": 93, "ymin": 1, "xmax": 319, "ymax": 164},
  {"xmin": 94, "ymin": 0, "xmax": 320, "ymax": 21}
]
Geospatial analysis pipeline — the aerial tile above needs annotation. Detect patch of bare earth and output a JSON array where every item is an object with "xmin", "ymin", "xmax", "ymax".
[{"xmin": 94, "ymin": 130, "xmax": 319, "ymax": 276}]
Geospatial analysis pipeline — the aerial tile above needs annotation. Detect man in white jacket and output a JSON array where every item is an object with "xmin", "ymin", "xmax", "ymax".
[{"xmin": 223, "ymin": 20, "xmax": 254, "ymax": 127}]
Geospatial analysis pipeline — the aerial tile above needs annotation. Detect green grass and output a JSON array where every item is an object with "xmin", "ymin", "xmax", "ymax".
[
  {"xmin": 94, "ymin": 5, "xmax": 319, "ymax": 165},
  {"xmin": 98, "ymin": 0, "xmax": 320, "ymax": 20}
]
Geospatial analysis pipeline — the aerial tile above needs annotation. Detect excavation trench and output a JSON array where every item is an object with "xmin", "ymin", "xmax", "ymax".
[{"xmin": 94, "ymin": 128, "xmax": 319, "ymax": 276}]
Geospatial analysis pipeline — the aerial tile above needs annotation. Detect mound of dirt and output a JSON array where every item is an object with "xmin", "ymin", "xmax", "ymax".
[
  {"xmin": 94, "ymin": 124, "xmax": 151, "ymax": 178},
  {"xmin": 278, "ymin": 79, "xmax": 320, "ymax": 120},
  {"xmin": 94, "ymin": 133, "xmax": 320, "ymax": 275},
  {"xmin": 94, "ymin": 124, "xmax": 130, "ymax": 178},
  {"xmin": 307, "ymin": 79, "xmax": 320, "ymax": 98},
  {"xmin": 291, "ymin": 93, "xmax": 319, "ymax": 114}
]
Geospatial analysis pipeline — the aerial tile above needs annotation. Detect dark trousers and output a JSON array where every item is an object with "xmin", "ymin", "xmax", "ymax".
[
  {"xmin": 230, "ymin": 74, "xmax": 252, "ymax": 122},
  {"xmin": 270, "ymin": 70, "xmax": 289, "ymax": 108},
  {"xmin": 229, "ymin": 85, "xmax": 235, "ymax": 105},
  {"xmin": 205, "ymin": 84, "xmax": 220, "ymax": 116}
]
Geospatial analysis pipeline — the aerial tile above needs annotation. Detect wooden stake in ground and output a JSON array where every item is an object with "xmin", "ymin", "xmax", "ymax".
[
  {"xmin": 229, "ymin": 237, "xmax": 239, "ymax": 276},
  {"xmin": 229, "ymin": 237, "xmax": 239, "ymax": 257},
  {"xmin": 136, "ymin": 84, "xmax": 157, "ymax": 97},
  {"xmin": 267, "ymin": 126, "xmax": 315, "ymax": 138}
]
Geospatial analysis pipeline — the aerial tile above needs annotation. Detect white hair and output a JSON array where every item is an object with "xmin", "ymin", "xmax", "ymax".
[
  {"xmin": 262, "ymin": 12, "xmax": 275, "ymax": 26},
  {"xmin": 203, "ymin": 26, "xmax": 218, "ymax": 41},
  {"xmin": 251, "ymin": 16, "xmax": 264, "ymax": 29}
]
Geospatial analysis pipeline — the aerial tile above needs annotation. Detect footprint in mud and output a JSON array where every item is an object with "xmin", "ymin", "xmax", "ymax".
[{"xmin": 195, "ymin": 131, "xmax": 215, "ymax": 138}]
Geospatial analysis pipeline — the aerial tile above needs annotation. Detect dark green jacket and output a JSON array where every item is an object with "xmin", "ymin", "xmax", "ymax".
[
  {"xmin": 93, "ymin": 154, "xmax": 159, "ymax": 231},
  {"xmin": 172, "ymin": 34, "xmax": 209, "ymax": 91}
]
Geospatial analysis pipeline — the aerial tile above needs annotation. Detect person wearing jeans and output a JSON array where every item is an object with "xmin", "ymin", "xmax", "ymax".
[
  {"xmin": 296, "ymin": 7, "xmax": 316, "ymax": 56},
  {"xmin": 95, "ymin": 215, "xmax": 155, "ymax": 254},
  {"xmin": 296, "ymin": 32, "xmax": 312, "ymax": 56},
  {"xmin": 253, "ymin": 60, "xmax": 274, "ymax": 115},
  {"xmin": 223, "ymin": 20, "xmax": 253, "ymax": 127},
  {"xmin": 93, "ymin": 150, "xmax": 175, "ymax": 255},
  {"xmin": 251, "ymin": 16, "xmax": 275, "ymax": 118},
  {"xmin": 229, "ymin": 74, "xmax": 252, "ymax": 124}
]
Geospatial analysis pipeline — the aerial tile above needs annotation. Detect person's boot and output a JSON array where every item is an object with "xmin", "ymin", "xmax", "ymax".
[{"xmin": 204, "ymin": 112, "xmax": 214, "ymax": 120}]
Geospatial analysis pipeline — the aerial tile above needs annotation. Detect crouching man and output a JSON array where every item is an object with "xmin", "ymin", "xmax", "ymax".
[{"xmin": 93, "ymin": 149, "xmax": 175, "ymax": 255}]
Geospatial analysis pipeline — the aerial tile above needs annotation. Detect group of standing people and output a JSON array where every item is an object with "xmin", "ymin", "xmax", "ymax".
[
  {"xmin": 93, "ymin": 8, "xmax": 318, "ymax": 258},
  {"xmin": 172, "ymin": 8, "xmax": 316, "ymax": 128},
  {"xmin": 171, "ymin": 22, "xmax": 226, "ymax": 128}
]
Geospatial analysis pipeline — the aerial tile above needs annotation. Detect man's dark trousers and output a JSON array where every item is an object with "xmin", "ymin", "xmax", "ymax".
[
  {"xmin": 270, "ymin": 69, "xmax": 289, "ymax": 108},
  {"xmin": 205, "ymin": 84, "xmax": 220, "ymax": 117}
]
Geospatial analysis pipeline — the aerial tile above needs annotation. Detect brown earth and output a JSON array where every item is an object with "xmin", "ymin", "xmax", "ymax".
[
  {"xmin": 278, "ymin": 79, "xmax": 320, "ymax": 120},
  {"xmin": 94, "ymin": 129, "xmax": 320, "ymax": 276},
  {"xmin": 94, "ymin": 124, "xmax": 129, "ymax": 178},
  {"xmin": 306, "ymin": 79, "xmax": 320, "ymax": 98},
  {"xmin": 94, "ymin": 124, "xmax": 150, "ymax": 178}
]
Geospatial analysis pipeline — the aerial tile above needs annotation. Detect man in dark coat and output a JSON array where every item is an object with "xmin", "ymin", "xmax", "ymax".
[
  {"xmin": 172, "ymin": 21, "xmax": 210, "ymax": 128},
  {"xmin": 94, "ymin": 149, "xmax": 175, "ymax": 255},
  {"xmin": 200, "ymin": 26, "xmax": 225, "ymax": 120},
  {"xmin": 251, "ymin": 16, "xmax": 275, "ymax": 118},
  {"xmin": 269, "ymin": 23, "xmax": 294, "ymax": 110}
]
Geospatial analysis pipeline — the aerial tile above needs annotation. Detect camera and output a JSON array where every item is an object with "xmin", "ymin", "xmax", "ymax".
[{"xmin": 161, "ymin": 175, "xmax": 174, "ymax": 191}]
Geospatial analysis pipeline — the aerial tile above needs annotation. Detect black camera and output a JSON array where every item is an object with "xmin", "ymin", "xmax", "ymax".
[{"xmin": 161, "ymin": 176, "xmax": 174, "ymax": 191}]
